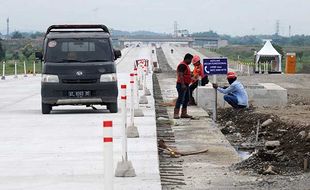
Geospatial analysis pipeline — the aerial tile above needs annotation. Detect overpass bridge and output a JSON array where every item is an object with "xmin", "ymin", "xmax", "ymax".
[{"xmin": 112, "ymin": 36, "xmax": 221, "ymax": 48}]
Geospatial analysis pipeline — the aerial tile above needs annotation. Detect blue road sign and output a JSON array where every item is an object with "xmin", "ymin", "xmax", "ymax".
[{"xmin": 203, "ymin": 58, "xmax": 228, "ymax": 75}]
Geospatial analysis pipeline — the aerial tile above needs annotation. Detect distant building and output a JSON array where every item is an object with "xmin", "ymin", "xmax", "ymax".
[
  {"xmin": 193, "ymin": 37, "xmax": 228, "ymax": 49},
  {"xmin": 176, "ymin": 29, "xmax": 189, "ymax": 37}
]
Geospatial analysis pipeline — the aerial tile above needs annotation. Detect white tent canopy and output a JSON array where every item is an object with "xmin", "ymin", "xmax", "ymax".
[{"xmin": 255, "ymin": 40, "xmax": 282, "ymax": 73}]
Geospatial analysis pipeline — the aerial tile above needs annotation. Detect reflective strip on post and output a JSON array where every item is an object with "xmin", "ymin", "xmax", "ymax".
[
  {"xmin": 130, "ymin": 73, "xmax": 134, "ymax": 84},
  {"xmin": 121, "ymin": 84, "xmax": 127, "ymax": 100}
]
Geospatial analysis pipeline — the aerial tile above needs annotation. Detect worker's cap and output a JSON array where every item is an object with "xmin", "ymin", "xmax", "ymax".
[
  {"xmin": 192, "ymin": 55, "xmax": 201, "ymax": 64},
  {"xmin": 227, "ymin": 71, "xmax": 237, "ymax": 79}
]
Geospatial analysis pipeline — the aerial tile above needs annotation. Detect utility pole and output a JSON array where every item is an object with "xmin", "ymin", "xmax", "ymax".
[
  {"xmin": 174, "ymin": 21, "xmax": 178, "ymax": 38},
  {"xmin": 6, "ymin": 17, "xmax": 10, "ymax": 39},
  {"xmin": 289, "ymin": 25, "xmax": 292, "ymax": 37}
]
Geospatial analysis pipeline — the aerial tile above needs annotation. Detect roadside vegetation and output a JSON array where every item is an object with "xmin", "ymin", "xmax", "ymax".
[{"xmin": 0, "ymin": 32, "xmax": 43, "ymax": 75}]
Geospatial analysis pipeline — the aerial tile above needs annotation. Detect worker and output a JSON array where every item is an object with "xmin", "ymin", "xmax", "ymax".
[
  {"xmin": 212, "ymin": 72, "xmax": 248, "ymax": 109},
  {"xmin": 189, "ymin": 55, "xmax": 209, "ymax": 105},
  {"xmin": 174, "ymin": 53, "xmax": 193, "ymax": 119}
]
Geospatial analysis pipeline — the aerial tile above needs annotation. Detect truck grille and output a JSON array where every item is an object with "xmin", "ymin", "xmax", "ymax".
[{"xmin": 62, "ymin": 79, "xmax": 97, "ymax": 84}]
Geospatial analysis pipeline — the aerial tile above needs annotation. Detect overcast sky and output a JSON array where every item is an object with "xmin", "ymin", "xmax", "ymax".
[{"xmin": 0, "ymin": 0, "xmax": 309, "ymax": 36}]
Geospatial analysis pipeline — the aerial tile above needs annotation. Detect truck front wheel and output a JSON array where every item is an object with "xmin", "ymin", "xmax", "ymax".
[
  {"xmin": 42, "ymin": 102, "xmax": 52, "ymax": 114},
  {"xmin": 107, "ymin": 103, "xmax": 118, "ymax": 113}
]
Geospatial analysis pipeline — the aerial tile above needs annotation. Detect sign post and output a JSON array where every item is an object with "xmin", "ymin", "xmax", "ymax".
[{"xmin": 203, "ymin": 58, "xmax": 228, "ymax": 122}]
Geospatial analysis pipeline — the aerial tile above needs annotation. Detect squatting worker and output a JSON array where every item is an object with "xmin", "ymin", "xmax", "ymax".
[
  {"xmin": 189, "ymin": 55, "xmax": 209, "ymax": 105},
  {"xmin": 212, "ymin": 72, "xmax": 248, "ymax": 109},
  {"xmin": 174, "ymin": 53, "xmax": 194, "ymax": 119}
]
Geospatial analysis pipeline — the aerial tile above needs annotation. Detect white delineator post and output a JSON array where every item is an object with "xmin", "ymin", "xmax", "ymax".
[
  {"xmin": 1, "ymin": 61, "xmax": 5, "ymax": 80},
  {"xmin": 134, "ymin": 68, "xmax": 139, "ymax": 109},
  {"xmin": 23, "ymin": 61, "xmax": 27, "ymax": 77},
  {"xmin": 129, "ymin": 76, "xmax": 135, "ymax": 128},
  {"xmin": 145, "ymin": 60, "xmax": 149, "ymax": 75},
  {"xmin": 138, "ymin": 64, "xmax": 143, "ymax": 90},
  {"xmin": 33, "ymin": 61, "xmax": 36, "ymax": 76},
  {"xmin": 134, "ymin": 69, "xmax": 144, "ymax": 117},
  {"xmin": 143, "ymin": 65, "xmax": 151, "ymax": 96},
  {"xmin": 103, "ymin": 120, "xmax": 113, "ymax": 190},
  {"xmin": 115, "ymin": 84, "xmax": 137, "ymax": 176},
  {"xmin": 127, "ymin": 74, "xmax": 140, "ymax": 138},
  {"xmin": 139, "ymin": 66, "xmax": 149, "ymax": 104},
  {"xmin": 121, "ymin": 85, "xmax": 127, "ymax": 161},
  {"xmin": 14, "ymin": 61, "xmax": 18, "ymax": 78},
  {"xmin": 143, "ymin": 66, "xmax": 146, "ymax": 92}
]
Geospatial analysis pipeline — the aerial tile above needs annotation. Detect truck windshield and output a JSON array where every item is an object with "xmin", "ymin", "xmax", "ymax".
[{"xmin": 45, "ymin": 38, "xmax": 113, "ymax": 63}]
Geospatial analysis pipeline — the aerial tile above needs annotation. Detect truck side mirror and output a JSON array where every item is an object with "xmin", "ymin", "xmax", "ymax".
[
  {"xmin": 114, "ymin": 49, "xmax": 122, "ymax": 60},
  {"xmin": 35, "ymin": 52, "xmax": 43, "ymax": 61}
]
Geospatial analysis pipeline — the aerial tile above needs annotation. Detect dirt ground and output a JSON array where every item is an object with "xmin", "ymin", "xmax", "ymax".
[
  {"xmin": 217, "ymin": 107, "xmax": 310, "ymax": 174},
  {"xmin": 216, "ymin": 73, "xmax": 310, "ymax": 184}
]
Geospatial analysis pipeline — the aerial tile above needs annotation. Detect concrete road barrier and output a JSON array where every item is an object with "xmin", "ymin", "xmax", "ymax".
[{"xmin": 195, "ymin": 83, "xmax": 287, "ymax": 110}]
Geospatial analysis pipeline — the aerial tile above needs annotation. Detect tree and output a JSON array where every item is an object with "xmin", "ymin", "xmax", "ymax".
[
  {"xmin": 11, "ymin": 31, "xmax": 24, "ymax": 39},
  {"xmin": 0, "ymin": 41, "xmax": 5, "ymax": 61},
  {"xmin": 272, "ymin": 43, "xmax": 284, "ymax": 57},
  {"xmin": 296, "ymin": 51, "xmax": 304, "ymax": 62},
  {"xmin": 21, "ymin": 44, "xmax": 34, "ymax": 60},
  {"xmin": 12, "ymin": 51, "xmax": 19, "ymax": 60},
  {"xmin": 30, "ymin": 32, "xmax": 44, "ymax": 39},
  {"xmin": 192, "ymin": 30, "xmax": 219, "ymax": 38}
]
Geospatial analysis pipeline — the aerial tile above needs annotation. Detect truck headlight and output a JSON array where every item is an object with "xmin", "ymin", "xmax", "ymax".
[
  {"xmin": 41, "ymin": 74, "xmax": 59, "ymax": 83},
  {"xmin": 100, "ymin": 73, "xmax": 117, "ymax": 82}
]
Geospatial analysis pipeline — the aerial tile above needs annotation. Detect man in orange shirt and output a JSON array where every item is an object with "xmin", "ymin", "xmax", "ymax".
[
  {"xmin": 189, "ymin": 55, "xmax": 209, "ymax": 105},
  {"xmin": 174, "ymin": 53, "xmax": 194, "ymax": 119}
]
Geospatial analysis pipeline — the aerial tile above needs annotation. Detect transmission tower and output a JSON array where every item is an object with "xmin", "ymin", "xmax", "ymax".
[{"xmin": 275, "ymin": 20, "xmax": 280, "ymax": 36}]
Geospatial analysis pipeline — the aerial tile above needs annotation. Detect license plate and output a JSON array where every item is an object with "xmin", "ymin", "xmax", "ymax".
[{"xmin": 68, "ymin": 91, "xmax": 91, "ymax": 98}]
